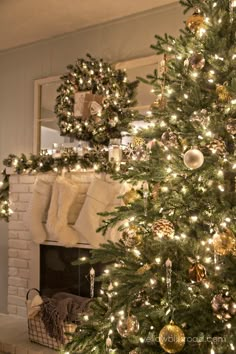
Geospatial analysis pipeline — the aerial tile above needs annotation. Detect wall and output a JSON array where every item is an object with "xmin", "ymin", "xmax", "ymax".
[{"xmin": 0, "ymin": 2, "xmax": 184, "ymax": 314}]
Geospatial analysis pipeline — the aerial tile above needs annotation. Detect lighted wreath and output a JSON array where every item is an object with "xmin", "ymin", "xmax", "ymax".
[{"xmin": 55, "ymin": 54, "xmax": 138, "ymax": 146}]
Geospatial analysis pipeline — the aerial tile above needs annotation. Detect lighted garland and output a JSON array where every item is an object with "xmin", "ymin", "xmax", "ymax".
[
  {"xmin": 0, "ymin": 149, "xmax": 129, "ymax": 222},
  {"xmin": 55, "ymin": 53, "xmax": 139, "ymax": 146}
]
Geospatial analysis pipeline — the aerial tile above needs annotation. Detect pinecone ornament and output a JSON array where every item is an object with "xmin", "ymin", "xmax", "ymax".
[
  {"xmin": 207, "ymin": 138, "xmax": 227, "ymax": 155},
  {"xmin": 152, "ymin": 219, "xmax": 175, "ymax": 239},
  {"xmin": 226, "ymin": 118, "xmax": 236, "ymax": 136}
]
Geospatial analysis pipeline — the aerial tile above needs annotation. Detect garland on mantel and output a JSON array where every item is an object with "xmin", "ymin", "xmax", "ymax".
[
  {"xmin": 55, "ymin": 53, "xmax": 139, "ymax": 146},
  {"xmin": 0, "ymin": 142, "xmax": 149, "ymax": 222}
]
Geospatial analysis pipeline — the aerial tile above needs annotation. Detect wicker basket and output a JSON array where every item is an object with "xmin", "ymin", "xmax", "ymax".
[{"xmin": 26, "ymin": 288, "xmax": 73, "ymax": 350}]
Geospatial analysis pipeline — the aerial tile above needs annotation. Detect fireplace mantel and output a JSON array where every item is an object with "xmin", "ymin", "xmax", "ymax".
[{"xmin": 7, "ymin": 172, "xmax": 92, "ymax": 317}]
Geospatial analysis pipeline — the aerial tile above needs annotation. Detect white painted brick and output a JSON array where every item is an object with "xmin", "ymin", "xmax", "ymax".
[
  {"xmin": 8, "ymin": 304, "xmax": 17, "ymax": 314},
  {"xmin": 8, "ymin": 295, "xmax": 25, "ymax": 307},
  {"xmin": 18, "ymin": 249, "xmax": 30, "ymax": 260},
  {"xmin": 18, "ymin": 287, "xmax": 27, "ymax": 298},
  {"xmin": 8, "ymin": 267, "xmax": 18, "ymax": 276},
  {"xmin": 19, "ymin": 193, "xmax": 32, "ymax": 202},
  {"xmin": 8, "ymin": 286, "xmax": 18, "ymax": 295},
  {"xmin": 9, "ymin": 175, "xmax": 19, "ymax": 183},
  {"xmin": 11, "ymin": 184, "xmax": 29, "ymax": 193},
  {"xmin": 9, "ymin": 212, "xmax": 19, "ymax": 221},
  {"xmin": 9, "ymin": 231, "xmax": 18, "ymax": 239},
  {"xmin": 9, "ymin": 192, "xmax": 19, "ymax": 202},
  {"xmin": 17, "ymin": 307, "xmax": 27, "ymax": 318},
  {"xmin": 19, "ymin": 175, "xmax": 36, "ymax": 184},
  {"xmin": 9, "ymin": 239, "xmax": 29, "ymax": 250},
  {"xmin": 28, "ymin": 185, "xmax": 35, "ymax": 193},
  {"xmin": 18, "ymin": 231, "xmax": 31, "ymax": 240},
  {"xmin": 9, "ymin": 221, "xmax": 27, "ymax": 231},
  {"xmin": 11, "ymin": 202, "xmax": 28, "ymax": 212},
  {"xmin": 19, "ymin": 268, "xmax": 30, "ymax": 279},
  {"xmin": 9, "ymin": 258, "xmax": 28, "ymax": 269},
  {"xmin": 8, "ymin": 249, "xmax": 18, "ymax": 257},
  {"xmin": 8, "ymin": 277, "xmax": 28, "ymax": 288}
]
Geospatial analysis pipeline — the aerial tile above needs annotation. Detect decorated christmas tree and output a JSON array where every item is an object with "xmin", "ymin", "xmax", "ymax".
[{"xmin": 66, "ymin": 1, "xmax": 236, "ymax": 353}]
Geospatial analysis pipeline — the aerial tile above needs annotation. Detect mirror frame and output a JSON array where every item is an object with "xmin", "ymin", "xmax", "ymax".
[{"xmin": 33, "ymin": 55, "xmax": 158, "ymax": 153}]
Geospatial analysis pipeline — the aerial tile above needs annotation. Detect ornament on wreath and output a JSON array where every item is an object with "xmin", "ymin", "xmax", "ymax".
[
  {"xmin": 216, "ymin": 84, "xmax": 231, "ymax": 102},
  {"xmin": 207, "ymin": 138, "xmax": 227, "ymax": 155},
  {"xmin": 152, "ymin": 219, "xmax": 175, "ymax": 239},
  {"xmin": 159, "ymin": 320, "xmax": 185, "ymax": 353},
  {"xmin": 161, "ymin": 130, "xmax": 178, "ymax": 147},
  {"xmin": 116, "ymin": 314, "xmax": 139, "ymax": 337},
  {"xmin": 212, "ymin": 229, "xmax": 236, "ymax": 256},
  {"xmin": 55, "ymin": 54, "xmax": 138, "ymax": 146},
  {"xmin": 226, "ymin": 118, "xmax": 236, "ymax": 136},
  {"xmin": 212, "ymin": 291, "xmax": 236, "ymax": 321},
  {"xmin": 184, "ymin": 148, "xmax": 204, "ymax": 169},
  {"xmin": 186, "ymin": 12, "xmax": 204, "ymax": 33},
  {"xmin": 122, "ymin": 225, "xmax": 142, "ymax": 247},
  {"xmin": 189, "ymin": 53, "xmax": 205, "ymax": 70},
  {"xmin": 132, "ymin": 136, "xmax": 145, "ymax": 147},
  {"xmin": 123, "ymin": 189, "xmax": 141, "ymax": 205},
  {"xmin": 188, "ymin": 258, "xmax": 206, "ymax": 283}
]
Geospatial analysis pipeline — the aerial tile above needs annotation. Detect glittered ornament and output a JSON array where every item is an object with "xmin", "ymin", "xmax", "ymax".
[
  {"xmin": 152, "ymin": 219, "xmax": 175, "ymax": 239},
  {"xmin": 123, "ymin": 189, "xmax": 141, "ymax": 205},
  {"xmin": 190, "ymin": 109, "xmax": 209, "ymax": 126},
  {"xmin": 161, "ymin": 130, "xmax": 178, "ymax": 147},
  {"xmin": 212, "ymin": 229, "xmax": 236, "ymax": 256},
  {"xmin": 207, "ymin": 138, "xmax": 227, "ymax": 155},
  {"xmin": 132, "ymin": 136, "xmax": 145, "ymax": 147},
  {"xmin": 186, "ymin": 13, "xmax": 204, "ymax": 32},
  {"xmin": 151, "ymin": 95, "xmax": 167, "ymax": 110},
  {"xmin": 189, "ymin": 262, "xmax": 206, "ymax": 283},
  {"xmin": 184, "ymin": 149, "xmax": 204, "ymax": 169},
  {"xmin": 189, "ymin": 53, "xmax": 205, "ymax": 70},
  {"xmin": 136, "ymin": 263, "xmax": 151, "ymax": 275},
  {"xmin": 122, "ymin": 225, "xmax": 141, "ymax": 247},
  {"xmin": 116, "ymin": 314, "xmax": 139, "ymax": 337},
  {"xmin": 212, "ymin": 292, "xmax": 236, "ymax": 321},
  {"xmin": 159, "ymin": 321, "xmax": 185, "ymax": 353},
  {"xmin": 226, "ymin": 118, "xmax": 236, "ymax": 136},
  {"xmin": 216, "ymin": 84, "xmax": 231, "ymax": 102}
]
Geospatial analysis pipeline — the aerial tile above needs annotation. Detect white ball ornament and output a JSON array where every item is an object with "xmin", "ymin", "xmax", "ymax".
[{"xmin": 184, "ymin": 149, "xmax": 204, "ymax": 169}]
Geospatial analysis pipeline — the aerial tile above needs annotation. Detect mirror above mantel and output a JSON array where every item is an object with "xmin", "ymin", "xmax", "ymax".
[{"xmin": 33, "ymin": 55, "xmax": 161, "ymax": 154}]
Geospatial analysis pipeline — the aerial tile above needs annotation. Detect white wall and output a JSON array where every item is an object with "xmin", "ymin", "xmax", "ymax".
[{"xmin": 0, "ymin": 2, "xmax": 184, "ymax": 313}]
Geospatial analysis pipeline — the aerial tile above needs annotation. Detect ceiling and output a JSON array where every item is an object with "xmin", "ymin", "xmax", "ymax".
[{"xmin": 0, "ymin": 0, "xmax": 176, "ymax": 51}]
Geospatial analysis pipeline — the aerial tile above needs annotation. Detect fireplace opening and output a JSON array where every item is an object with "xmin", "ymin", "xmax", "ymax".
[{"xmin": 40, "ymin": 244, "xmax": 104, "ymax": 298}]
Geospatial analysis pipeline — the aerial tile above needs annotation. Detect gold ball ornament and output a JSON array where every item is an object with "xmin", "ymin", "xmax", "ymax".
[
  {"xmin": 189, "ymin": 262, "xmax": 207, "ymax": 283},
  {"xmin": 123, "ymin": 189, "xmax": 141, "ymax": 205},
  {"xmin": 186, "ymin": 13, "xmax": 204, "ymax": 32},
  {"xmin": 159, "ymin": 321, "xmax": 185, "ymax": 353},
  {"xmin": 116, "ymin": 314, "xmax": 139, "ymax": 338},
  {"xmin": 213, "ymin": 229, "xmax": 236, "ymax": 256},
  {"xmin": 152, "ymin": 219, "xmax": 175, "ymax": 239},
  {"xmin": 216, "ymin": 85, "xmax": 231, "ymax": 102},
  {"xmin": 184, "ymin": 149, "xmax": 204, "ymax": 169},
  {"xmin": 189, "ymin": 53, "xmax": 205, "ymax": 70}
]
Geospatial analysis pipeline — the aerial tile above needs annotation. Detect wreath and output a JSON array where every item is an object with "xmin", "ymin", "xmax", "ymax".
[{"xmin": 55, "ymin": 54, "xmax": 138, "ymax": 146}]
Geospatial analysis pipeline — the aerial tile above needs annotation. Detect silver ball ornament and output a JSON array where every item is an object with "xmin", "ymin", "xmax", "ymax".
[{"xmin": 184, "ymin": 149, "xmax": 204, "ymax": 169}]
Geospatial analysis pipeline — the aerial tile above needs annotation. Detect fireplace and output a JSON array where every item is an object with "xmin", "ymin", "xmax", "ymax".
[
  {"xmin": 7, "ymin": 171, "xmax": 101, "ymax": 317},
  {"xmin": 40, "ymin": 244, "xmax": 104, "ymax": 298}
]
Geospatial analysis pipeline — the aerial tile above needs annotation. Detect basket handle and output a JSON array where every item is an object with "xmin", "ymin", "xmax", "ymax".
[{"xmin": 26, "ymin": 288, "xmax": 41, "ymax": 300}]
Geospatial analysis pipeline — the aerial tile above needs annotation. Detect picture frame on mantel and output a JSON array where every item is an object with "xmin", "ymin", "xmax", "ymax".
[{"xmin": 33, "ymin": 54, "xmax": 160, "ymax": 154}]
